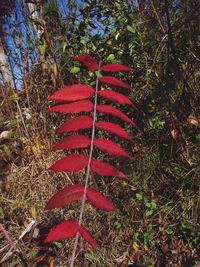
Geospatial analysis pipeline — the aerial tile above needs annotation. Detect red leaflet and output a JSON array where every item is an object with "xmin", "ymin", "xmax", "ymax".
[
  {"xmin": 91, "ymin": 159, "xmax": 127, "ymax": 179},
  {"xmin": 98, "ymin": 89, "xmax": 134, "ymax": 106},
  {"xmin": 52, "ymin": 135, "xmax": 90, "ymax": 151},
  {"xmin": 45, "ymin": 184, "xmax": 115, "ymax": 211},
  {"xmin": 50, "ymin": 154, "xmax": 88, "ymax": 172},
  {"xmin": 48, "ymin": 84, "xmax": 94, "ymax": 102},
  {"xmin": 79, "ymin": 224, "xmax": 99, "ymax": 249},
  {"xmin": 58, "ymin": 116, "xmax": 93, "ymax": 133},
  {"xmin": 48, "ymin": 100, "xmax": 94, "ymax": 114},
  {"xmin": 44, "ymin": 219, "xmax": 99, "ymax": 249},
  {"xmin": 87, "ymin": 188, "xmax": 115, "ymax": 211},
  {"xmin": 45, "ymin": 185, "xmax": 84, "ymax": 210},
  {"xmin": 75, "ymin": 54, "xmax": 98, "ymax": 71},
  {"xmin": 97, "ymin": 104, "xmax": 136, "ymax": 126},
  {"xmin": 44, "ymin": 220, "xmax": 79, "ymax": 243},
  {"xmin": 101, "ymin": 64, "xmax": 133, "ymax": 72},
  {"xmin": 94, "ymin": 138, "xmax": 130, "ymax": 158},
  {"xmin": 96, "ymin": 121, "xmax": 132, "ymax": 140},
  {"xmin": 98, "ymin": 76, "xmax": 131, "ymax": 89}
]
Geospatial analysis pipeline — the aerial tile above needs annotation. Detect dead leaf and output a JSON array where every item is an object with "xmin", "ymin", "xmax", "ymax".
[
  {"xmin": 187, "ymin": 114, "xmax": 200, "ymax": 127},
  {"xmin": 33, "ymin": 228, "xmax": 39, "ymax": 238},
  {"xmin": 0, "ymin": 131, "xmax": 10, "ymax": 139},
  {"xmin": 171, "ymin": 129, "xmax": 179, "ymax": 140}
]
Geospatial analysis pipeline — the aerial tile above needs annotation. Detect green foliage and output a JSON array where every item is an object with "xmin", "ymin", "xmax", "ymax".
[
  {"xmin": 114, "ymin": 214, "xmax": 130, "ymax": 230},
  {"xmin": 85, "ymin": 250, "xmax": 105, "ymax": 267}
]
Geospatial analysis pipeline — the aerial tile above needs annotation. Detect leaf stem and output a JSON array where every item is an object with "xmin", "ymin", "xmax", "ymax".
[{"xmin": 70, "ymin": 64, "xmax": 101, "ymax": 267}]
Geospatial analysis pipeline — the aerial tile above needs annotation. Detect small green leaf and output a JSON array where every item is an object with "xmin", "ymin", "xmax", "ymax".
[
  {"xmin": 145, "ymin": 209, "xmax": 154, "ymax": 216},
  {"xmin": 126, "ymin": 25, "xmax": 135, "ymax": 33},
  {"xmin": 107, "ymin": 54, "xmax": 115, "ymax": 62},
  {"xmin": 3, "ymin": 144, "xmax": 11, "ymax": 157},
  {"xmin": 80, "ymin": 38, "xmax": 86, "ymax": 46},
  {"xmin": 39, "ymin": 43, "xmax": 47, "ymax": 55},
  {"xmin": 62, "ymin": 42, "xmax": 67, "ymax": 53},
  {"xmin": 0, "ymin": 207, "xmax": 4, "ymax": 219},
  {"xmin": 151, "ymin": 202, "xmax": 157, "ymax": 210},
  {"xmin": 165, "ymin": 228, "xmax": 174, "ymax": 235},
  {"xmin": 136, "ymin": 193, "xmax": 143, "ymax": 201},
  {"xmin": 53, "ymin": 241, "xmax": 63, "ymax": 249},
  {"xmin": 11, "ymin": 93, "xmax": 19, "ymax": 102},
  {"xmin": 70, "ymin": 67, "xmax": 80, "ymax": 74}
]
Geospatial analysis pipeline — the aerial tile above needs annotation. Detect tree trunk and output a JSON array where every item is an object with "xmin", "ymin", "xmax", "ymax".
[{"xmin": 0, "ymin": 38, "xmax": 12, "ymax": 86}]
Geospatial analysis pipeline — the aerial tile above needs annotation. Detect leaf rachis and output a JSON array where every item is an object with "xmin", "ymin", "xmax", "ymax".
[{"xmin": 69, "ymin": 63, "xmax": 101, "ymax": 267}]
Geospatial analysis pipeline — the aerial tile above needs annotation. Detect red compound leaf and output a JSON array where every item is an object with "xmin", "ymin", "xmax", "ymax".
[
  {"xmin": 98, "ymin": 89, "xmax": 134, "ymax": 106},
  {"xmin": 86, "ymin": 188, "xmax": 115, "ymax": 211},
  {"xmin": 91, "ymin": 159, "xmax": 127, "ymax": 179},
  {"xmin": 101, "ymin": 64, "xmax": 133, "ymax": 72},
  {"xmin": 97, "ymin": 104, "xmax": 136, "ymax": 126},
  {"xmin": 75, "ymin": 54, "xmax": 98, "ymax": 71},
  {"xmin": 98, "ymin": 76, "xmax": 131, "ymax": 89},
  {"xmin": 58, "ymin": 115, "xmax": 93, "ymax": 133},
  {"xmin": 48, "ymin": 84, "xmax": 94, "ymax": 102},
  {"xmin": 79, "ymin": 224, "xmax": 100, "ymax": 249},
  {"xmin": 94, "ymin": 138, "xmax": 130, "ymax": 158},
  {"xmin": 52, "ymin": 135, "xmax": 90, "ymax": 151},
  {"xmin": 48, "ymin": 100, "xmax": 94, "ymax": 114},
  {"xmin": 50, "ymin": 154, "xmax": 88, "ymax": 172},
  {"xmin": 96, "ymin": 121, "xmax": 132, "ymax": 140},
  {"xmin": 45, "ymin": 185, "xmax": 84, "ymax": 210},
  {"xmin": 44, "ymin": 220, "xmax": 79, "ymax": 243}
]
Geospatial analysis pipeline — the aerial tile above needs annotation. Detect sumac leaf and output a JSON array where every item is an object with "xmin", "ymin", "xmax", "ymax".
[
  {"xmin": 52, "ymin": 135, "xmax": 90, "ymax": 151},
  {"xmin": 58, "ymin": 116, "xmax": 93, "ymax": 133},
  {"xmin": 96, "ymin": 121, "xmax": 132, "ymax": 140},
  {"xmin": 79, "ymin": 224, "xmax": 100, "ymax": 249},
  {"xmin": 98, "ymin": 89, "xmax": 134, "ymax": 106},
  {"xmin": 75, "ymin": 54, "xmax": 98, "ymax": 71},
  {"xmin": 101, "ymin": 64, "xmax": 133, "ymax": 72},
  {"xmin": 45, "ymin": 185, "xmax": 84, "ymax": 210},
  {"xmin": 44, "ymin": 220, "xmax": 79, "ymax": 243},
  {"xmin": 91, "ymin": 159, "xmax": 127, "ymax": 179},
  {"xmin": 48, "ymin": 100, "xmax": 94, "ymax": 114},
  {"xmin": 87, "ymin": 188, "xmax": 115, "ymax": 211},
  {"xmin": 48, "ymin": 84, "xmax": 94, "ymax": 102},
  {"xmin": 50, "ymin": 154, "xmax": 88, "ymax": 172},
  {"xmin": 98, "ymin": 76, "xmax": 131, "ymax": 89},
  {"xmin": 97, "ymin": 104, "xmax": 136, "ymax": 126},
  {"xmin": 94, "ymin": 138, "xmax": 130, "ymax": 158}
]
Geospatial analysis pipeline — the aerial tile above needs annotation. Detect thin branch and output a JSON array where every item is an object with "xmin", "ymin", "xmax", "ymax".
[{"xmin": 0, "ymin": 223, "xmax": 18, "ymax": 253}]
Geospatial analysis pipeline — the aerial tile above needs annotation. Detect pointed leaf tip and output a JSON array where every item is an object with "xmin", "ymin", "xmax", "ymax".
[
  {"xmin": 98, "ymin": 89, "xmax": 134, "ymax": 106},
  {"xmin": 94, "ymin": 138, "xmax": 130, "ymax": 158},
  {"xmin": 87, "ymin": 188, "xmax": 115, "ymax": 211},
  {"xmin": 79, "ymin": 224, "xmax": 100, "ymax": 249},
  {"xmin": 101, "ymin": 63, "xmax": 133, "ymax": 72},
  {"xmin": 75, "ymin": 54, "xmax": 98, "ymax": 71},
  {"xmin": 97, "ymin": 104, "xmax": 136, "ymax": 126},
  {"xmin": 98, "ymin": 76, "xmax": 131, "ymax": 89},
  {"xmin": 96, "ymin": 121, "xmax": 132, "ymax": 140},
  {"xmin": 91, "ymin": 159, "xmax": 127, "ymax": 179}
]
